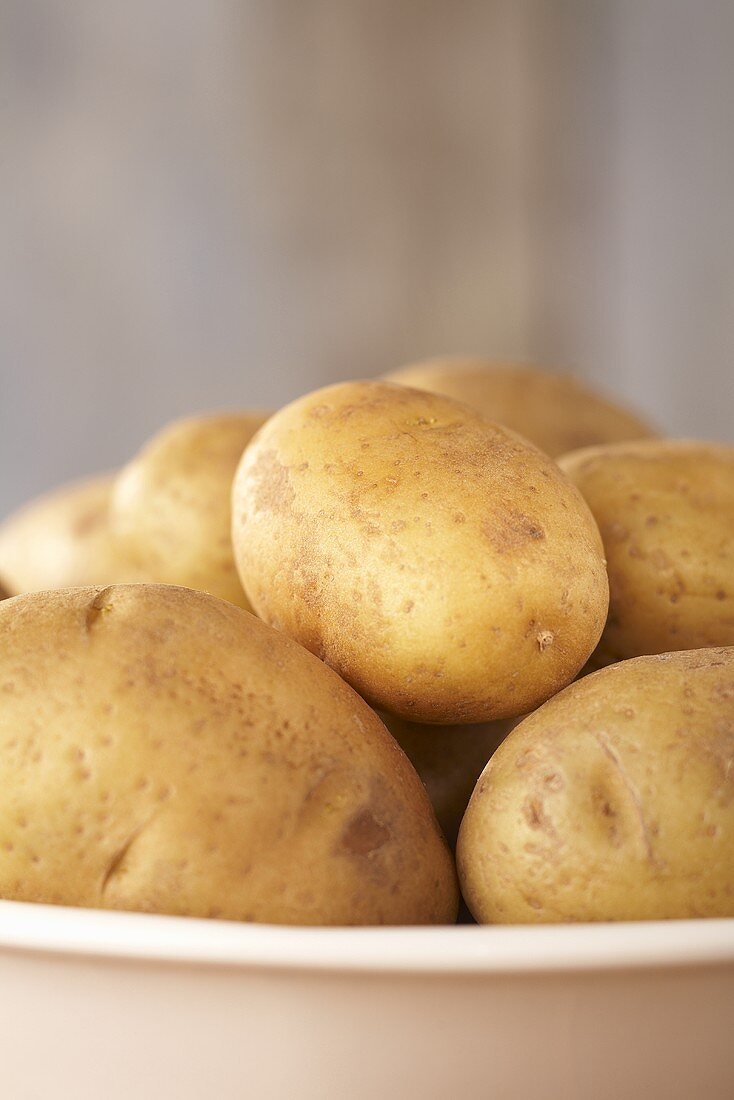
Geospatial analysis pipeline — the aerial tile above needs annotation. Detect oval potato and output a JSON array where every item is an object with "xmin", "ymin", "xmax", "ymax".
[
  {"xmin": 0, "ymin": 584, "xmax": 457, "ymax": 926},
  {"xmin": 111, "ymin": 413, "xmax": 268, "ymax": 608},
  {"xmin": 560, "ymin": 440, "xmax": 734, "ymax": 663},
  {"xmin": 0, "ymin": 475, "xmax": 141, "ymax": 595},
  {"xmin": 232, "ymin": 381, "xmax": 609, "ymax": 723},
  {"xmin": 385, "ymin": 358, "xmax": 656, "ymax": 457},
  {"xmin": 457, "ymin": 648, "xmax": 734, "ymax": 923}
]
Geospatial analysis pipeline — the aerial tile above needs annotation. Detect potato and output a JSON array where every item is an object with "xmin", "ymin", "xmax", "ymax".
[
  {"xmin": 232, "ymin": 380, "xmax": 609, "ymax": 723},
  {"xmin": 457, "ymin": 648, "xmax": 734, "ymax": 923},
  {"xmin": 111, "ymin": 413, "xmax": 268, "ymax": 608},
  {"xmin": 559, "ymin": 440, "xmax": 734, "ymax": 664},
  {"xmin": 385, "ymin": 358, "xmax": 656, "ymax": 457},
  {"xmin": 381, "ymin": 714, "xmax": 514, "ymax": 848},
  {"xmin": 0, "ymin": 475, "xmax": 142, "ymax": 595},
  {"xmin": 0, "ymin": 584, "xmax": 457, "ymax": 925}
]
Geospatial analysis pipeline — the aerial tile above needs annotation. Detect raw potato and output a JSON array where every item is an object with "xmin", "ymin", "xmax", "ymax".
[
  {"xmin": 559, "ymin": 440, "xmax": 734, "ymax": 664},
  {"xmin": 0, "ymin": 475, "xmax": 141, "ymax": 595},
  {"xmin": 232, "ymin": 380, "xmax": 609, "ymax": 723},
  {"xmin": 111, "ymin": 413, "xmax": 268, "ymax": 608},
  {"xmin": 385, "ymin": 358, "xmax": 656, "ymax": 458},
  {"xmin": 457, "ymin": 648, "xmax": 734, "ymax": 923},
  {"xmin": 0, "ymin": 585, "xmax": 457, "ymax": 925},
  {"xmin": 381, "ymin": 715, "xmax": 514, "ymax": 848}
]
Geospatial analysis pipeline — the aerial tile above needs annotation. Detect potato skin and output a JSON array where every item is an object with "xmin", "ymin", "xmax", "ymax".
[
  {"xmin": 0, "ymin": 475, "xmax": 141, "ymax": 595},
  {"xmin": 232, "ymin": 381, "xmax": 609, "ymax": 723},
  {"xmin": 385, "ymin": 358, "xmax": 656, "ymax": 458},
  {"xmin": 457, "ymin": 648, "xmax": 734, "ymax": 923},
  {"xmin": 111, "ymin": 414, "xmax": 268, "ymax": 608},
  {"xmin": 381, "ymin": 715, "xmax": 514, "ymax": 849},
  {"xmin": 560, "ymin": 440, "xmax": 734, "ymax": 664},
  {"xmin": 0, "ymin": 585, "xmax": 457, "ymax": 925}
]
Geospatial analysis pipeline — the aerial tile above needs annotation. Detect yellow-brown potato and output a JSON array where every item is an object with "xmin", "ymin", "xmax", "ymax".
[
  {"xmin": 0, "ymin": 584, "xmax": 457, "ymax": 925},
  {"xmin": 457, "ymin": 648, "xmax": 734, "ymax": 923},
  {"xmin": 232, "ymin": 381, "xmax": 609, "ymax": 723},
  {"xmin": 0, "ymin": 475, "xmax": 142, "ymax": 595},
  {"xmin": 381, "ymin": 714, "xmax": 514, "ymax": 848},
  {"xmin": 111, "ymin": 413, "xmax": 268, "ymax": 608},
  {"xmin": 559, "ymin": 440, "xmax": 734, "ymax": 664},
  {"xmin": 385, "ymin": 358, "xmax": 656, "ymax": 457}
]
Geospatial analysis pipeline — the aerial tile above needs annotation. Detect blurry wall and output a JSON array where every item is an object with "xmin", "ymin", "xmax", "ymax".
[
  {"xmin": 527, "ymin": 0, "xmax": 734, "ymax": 443},
  {"xmin": 1, "ymin": 1, "xmax": 732, "ymax": 515}
]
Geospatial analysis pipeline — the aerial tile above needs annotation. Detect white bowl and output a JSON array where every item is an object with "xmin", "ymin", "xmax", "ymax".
[{"xmin": 1, "ymin": 901, "xmax": 732, "ymax": 1099}]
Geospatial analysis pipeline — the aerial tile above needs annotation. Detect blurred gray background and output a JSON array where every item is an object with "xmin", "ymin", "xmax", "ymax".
[{"xmin": 1, "ymin": 0, "xmax": 733, "ymax": 515}]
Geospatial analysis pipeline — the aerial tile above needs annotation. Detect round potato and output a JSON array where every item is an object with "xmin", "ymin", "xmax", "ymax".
[
  {"xmin": 457, "ymin": 648, "xmax": 734, "ymax": 923},
  {"xmin": 0, "ymin": 475, "xmax": 141, "ymax": 595},
  {"xmin": 0, "ymin": 584, "xmax": 457, "ymax": 925},
  {"xmin": 111, "ymin": 413, "xmax": 268, "ymax": 608},
  {"xmin": 232, "ymin": 380, "xmax": 609, "ymax": 723},
  {"xmin": 559, "ymin": 440, "xmax": 734, "ymax": 664},
  {"xmin": 385, "ymin": 358, "xmax": 656, "ymax": 457},
  {"xmin": 381, "ymin": 714, "xmax": 514, "ymax": 848}
]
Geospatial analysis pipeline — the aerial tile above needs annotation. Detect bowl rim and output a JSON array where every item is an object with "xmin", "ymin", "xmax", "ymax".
[{"xmin": 1, "ymin": 900, "xmax": 733, "ymax": 974}]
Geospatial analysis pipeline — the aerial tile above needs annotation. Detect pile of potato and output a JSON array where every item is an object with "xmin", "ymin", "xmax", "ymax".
[{"xmin": 0, "ymin": 360, "xmax": 732, "ymax": 926}]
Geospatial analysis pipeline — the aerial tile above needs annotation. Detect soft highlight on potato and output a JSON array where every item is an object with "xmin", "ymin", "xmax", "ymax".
[
  {"xmin": 0, "ymin": 475, "xmax": 141, "ymax": 595},
  {"xmin": 457, "ymin": 648, "xmax": 734, "ymax": 923},
  {"xmin": 560, "ymin": 440, "xmax": 734, "ymax": 664},
  {"xmin": 385, "ymin": 357, "xmax": 656, "ymax": 457},
  {"xmin": 232, "ymin": 380, "xmax": 609, "ymax": 723},
  {"xmin": 0, "ymin": 585, "xmax": 457, "ymax": 925},
  {"xmin": 111, "ymin": 413, "xmax": 268, "ymax": 607}
]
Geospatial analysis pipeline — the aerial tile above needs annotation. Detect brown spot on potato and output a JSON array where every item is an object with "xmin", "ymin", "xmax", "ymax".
[
  {"xmin": 340, "ymin": 809, "xmax": 390, "ymax": 856},
  {"xmin": 523, "ymin": 796, "xmax": 556, "ymax": 835},
  {"xmin": 483, "ymin": 512, "xmax": 545, "ymax": 552},
  {"xmin": 605, "ymin": 522, "xmax": 630, "ymax": 542},
  {"xmin": 543, "ymin": 771, "xmax": 564, "ymax": 791},
  {"xmin": 248, "ymin": 450, "xmax": 295, "ymax": 516}
]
